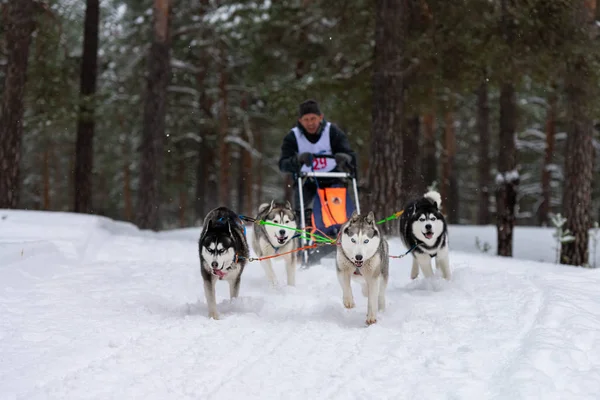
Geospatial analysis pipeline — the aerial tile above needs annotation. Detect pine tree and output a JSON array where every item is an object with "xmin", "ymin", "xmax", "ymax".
[
  {"xmin": 368, "ymin": 0, "xmax": 406, "ymax": 235},
  {"xmin": 476, "ymin": 80, "xmax": 491, "ymax": 225},
  {"xmin": 495, "ymin": 0, "xmax": 519, "ymax": 257},
  {"xmin": 0, "ymin": 0, "xmax": 36, "ymax": 208},
  {"xmin": 136, "ymin": 0, "xmax": 172, "ymax": 230},
  {"xmin": 560, "ymin": 0, "xmax": 597, "ymax": 266},
  {"xmin": 74, "ymin": 0, "xmax": 100, "ymax": 214}
]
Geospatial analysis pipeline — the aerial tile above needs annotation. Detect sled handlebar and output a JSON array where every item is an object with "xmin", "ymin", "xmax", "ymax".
[
  {"xmin": 310, "ymin": 154, "xmax": 336, "ymax": 159},
  {"xmin": 299, "ymin": 171, "xmax": 353, "ymax": 179}
]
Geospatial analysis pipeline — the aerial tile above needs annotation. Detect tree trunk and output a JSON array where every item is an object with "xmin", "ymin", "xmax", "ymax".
[
  {"xmin": 217, "ymin": 50, "xmax": 230, "ymax": 207},
  {"xmin": 0, "ymin": 0, "xmax": 36, "ymax": 209},
  {"xmin": 204, "ymin": 140, "xmax": 219, "ymax": 215},
  {"xmin": 237, "ymin": 149, "xmax": 245, "ymax": 213},
  {"xmin": 368, "ymin": 0, "xmax": 405, "ymax": 235},
  {"xmin": 195, "ymin": 135, "xmax": 217, "ymax": 222},
  {"xmin": 561, "ymin": 63, "xmax": 593, "ymax": 266},
  {"xmin": 495, "ymin": 83, "xmax": 519, "ymax": 257},
  {"xmin": 539, "ymin": 88, "xmax": 557, "ymax": 226},
  {"xmin": 193, "ymin": 0, "xmax": 210, "ymax": 223},
  {"xmin": 218, "ymin": 50, "xmax": 231, "ymax": 207},
  {"xmin": 194, "ymin": 81, "xmax": 211, "ymax": 222},
  {"xmin": 237, "ymin": 96, "xmax": 254, "ymax": 216},
  {"xmin": 495, "ymin": 0, "xmax": 519, "ymax": 257},
  {"xmin": 442, "ymin": 111, "xmax": 458, "ymax": 222},
  {"xmin": 195, "ymin": 139, "xmax": 206, "ymax": 222},
  {"xmin": 68, "ymin": 155, "xmax": 75, "ymax": 211},
  {"xmin": 74, "ymin": 0, "xmax": 99, "ymax": 214},
  {"xmin": 560, "ymin": 0, "xmax": 596, "ymax": 266},
  {"xmin": 43, "ymin": 147, "xmax": 51, "ymax": 210},
  {"xmin": 118, "ymin": 115, "xmax": 133, "ymax": 221},
  {"xmin": 95, "ymin": 173, "xmax": 108, "ymax": 216},
  {"xmin": 256, "ymin": 131, "xmax": 264, "ymax": 206},
  {"xmin": 244, "ymin": 148, "xmax": 253, "ymax": 215},
  {"xmin": 242, "ymin": 103, "xmax": 254, "ymax": 216},
  {"xmin": 177, "ymin": 144, "xmax": 186, "ymax": 228},
  {"xmin": 123, "ymin": 146, "xmax": 133, "ymax": 221},
  {"xmin": 136, "ymin": 0, "xmax": 172, "ymax": 230},
  {"xmin": 400, "ymin": 115, "xmax": 422, "ymax": 204},
  {"xmin": 477, "ymin": 80, "xmax": 491, "ymax": 225},
  {"xmin": 421, "ymin": 110, "xmax": 437, "ymax": 189}
]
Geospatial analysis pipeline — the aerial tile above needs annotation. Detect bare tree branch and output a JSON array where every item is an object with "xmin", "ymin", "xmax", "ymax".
[
  {"xmin": 332, "ymin": 59, "xmax": 373, "ymax": 80},
  {"xmin": 224, "ymin": 135, "xmax": 281, "ymax": 174}
]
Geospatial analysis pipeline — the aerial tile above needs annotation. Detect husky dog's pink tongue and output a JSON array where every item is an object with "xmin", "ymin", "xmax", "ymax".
[
  {"xmin": 213, "ymin": 269, "xmax": 226, "ymax": 278},
  {"xmin": 275, "ymin": 234, "xmax": 288, "ymax": 245}
]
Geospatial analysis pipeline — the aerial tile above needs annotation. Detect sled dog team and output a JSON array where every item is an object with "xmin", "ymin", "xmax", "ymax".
[{"xmin": 199, "ymin": 191, "xmax": 450, "ymax": 325}]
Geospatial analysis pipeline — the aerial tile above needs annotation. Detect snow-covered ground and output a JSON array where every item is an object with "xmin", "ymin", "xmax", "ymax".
[{"xmin": 2, "ymin": 209, "xmax": 600, "ymax": 399}]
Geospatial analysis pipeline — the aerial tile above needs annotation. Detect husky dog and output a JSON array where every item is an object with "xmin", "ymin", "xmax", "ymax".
[
  {"xmin": 336, "ymin": 211, "xmax": 389, "ymax": 325},
  {"xmin": 399, "ymin": 191, "xmax": 450, "ymax": 281},
  {"xmin": 198, "ymin": 206, "xmax": 249, "ymax": 319},
  {"xmin": 251, "ymin": 200, "xmax": 299, "ymax": 287}
]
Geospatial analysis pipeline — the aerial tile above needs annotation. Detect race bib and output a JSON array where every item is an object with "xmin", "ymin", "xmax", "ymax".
[{"xmin": 312, "ymin": 157, "xmax": 328, "ymax": 171}]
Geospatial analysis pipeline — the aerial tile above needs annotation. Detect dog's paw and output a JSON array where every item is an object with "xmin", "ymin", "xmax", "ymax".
[
  {"xmin": 264, "ymin": 277, "xmax": 280, "ymax": 289},
  {"xmin": 366, "ymin": 308, "xmax": 379, "ymax": 325},
  {"xmin": 343, "ymin": 297, "xmax": 355, "ymax": 309},
  {"xmin": 286, "ymin": 268, "xmax": 296, "ymax": 287},
  {"xmin": 410, "ymin": 262, "xmax": 420, "ymax": 279},
  {"xmin": 208, "ymin": 311, "xmax": 220, "ymax": 320},
  {"xmin": 270, "ymin": 280, "xmax": 280, "ymax": 288},
  {"xmin": 286, "ymin": 276, "xmax": 296, "ymax": 287}
]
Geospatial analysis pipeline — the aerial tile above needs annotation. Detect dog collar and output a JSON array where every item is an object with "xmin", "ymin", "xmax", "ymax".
[{"xmin": 268, "ymin": 241, "xmax": 281, "ymax": 254}]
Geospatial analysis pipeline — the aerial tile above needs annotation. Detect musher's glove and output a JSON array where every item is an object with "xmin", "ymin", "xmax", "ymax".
[
  {"xmin": 297, "ymin": 152, "xmax": 313, "ymax": 167},
  {"xmin": 334, "ymin": 153, "xmax": 352, "ymax": 169}
]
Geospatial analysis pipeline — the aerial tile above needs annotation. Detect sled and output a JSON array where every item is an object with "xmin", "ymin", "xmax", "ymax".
[{"xmin": 296, "ymin": 155, "xmax": 361, "ymax": 267}]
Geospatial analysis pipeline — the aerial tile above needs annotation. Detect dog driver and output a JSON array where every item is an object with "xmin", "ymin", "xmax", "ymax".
[{"xmin": 278, "ymin": 99, "xmax": 357, "ymax": 221}]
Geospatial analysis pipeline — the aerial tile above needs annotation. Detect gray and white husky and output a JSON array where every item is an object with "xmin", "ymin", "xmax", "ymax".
[
  {"xmin": 336, "ymin": 211, "xmax": 389, "ymax": 325},
  {"xmin": 399, "ymin": 190, "xmax": 451, "ymax": 281},
  {"xmin": 199, "ymin": 206, "xmax": 249, "ymax": 319},
  {"xmin": 251, "ymin": 200, "xmax": 299, "ymax": 287}
]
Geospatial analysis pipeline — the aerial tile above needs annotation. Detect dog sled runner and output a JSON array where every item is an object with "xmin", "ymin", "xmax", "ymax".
[{"xmin": 296, "ymin": 155, "xmax": 361, "ymax": 267}]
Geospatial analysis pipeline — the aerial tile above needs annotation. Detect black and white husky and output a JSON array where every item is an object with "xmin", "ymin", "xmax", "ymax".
[
  {"xmin": 399, "ymin": 191, "xmax": 451, "ymax": 281},
  {"xmin": 198, "ymin": 206, "xmax": 249, "ymax": 319},
  {"xmin": 336, "ymin": 211, "xmax": 389, "ymax": 325},
  {"xmin": 251, "ymin": 200, "xmax": 299, "ymax": 287}
]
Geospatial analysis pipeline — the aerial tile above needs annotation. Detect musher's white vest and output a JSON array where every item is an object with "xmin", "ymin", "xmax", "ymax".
[{"xmin": 292, "ymin": 122, "xmax": 337, "ymax": 173}]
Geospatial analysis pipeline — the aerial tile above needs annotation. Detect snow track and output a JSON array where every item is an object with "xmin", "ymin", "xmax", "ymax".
[{"xmin": 2, "ymin": 210, "xmax": 600, "ymax": 399}]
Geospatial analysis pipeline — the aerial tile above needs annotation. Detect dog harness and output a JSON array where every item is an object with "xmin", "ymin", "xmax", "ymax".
[{"xmin": 217, "ymin": 216, "xmax": 247, "ymax": 237}]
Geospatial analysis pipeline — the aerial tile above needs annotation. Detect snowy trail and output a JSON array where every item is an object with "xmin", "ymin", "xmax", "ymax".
[{"xmin": 2, "ymin": 211, "xmax": 600, "ymax": 399}]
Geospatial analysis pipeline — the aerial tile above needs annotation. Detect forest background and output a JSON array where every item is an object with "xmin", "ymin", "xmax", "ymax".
[{"xmin": 1, "ymin": 0, "xmax": 598, "ymax": 266}]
